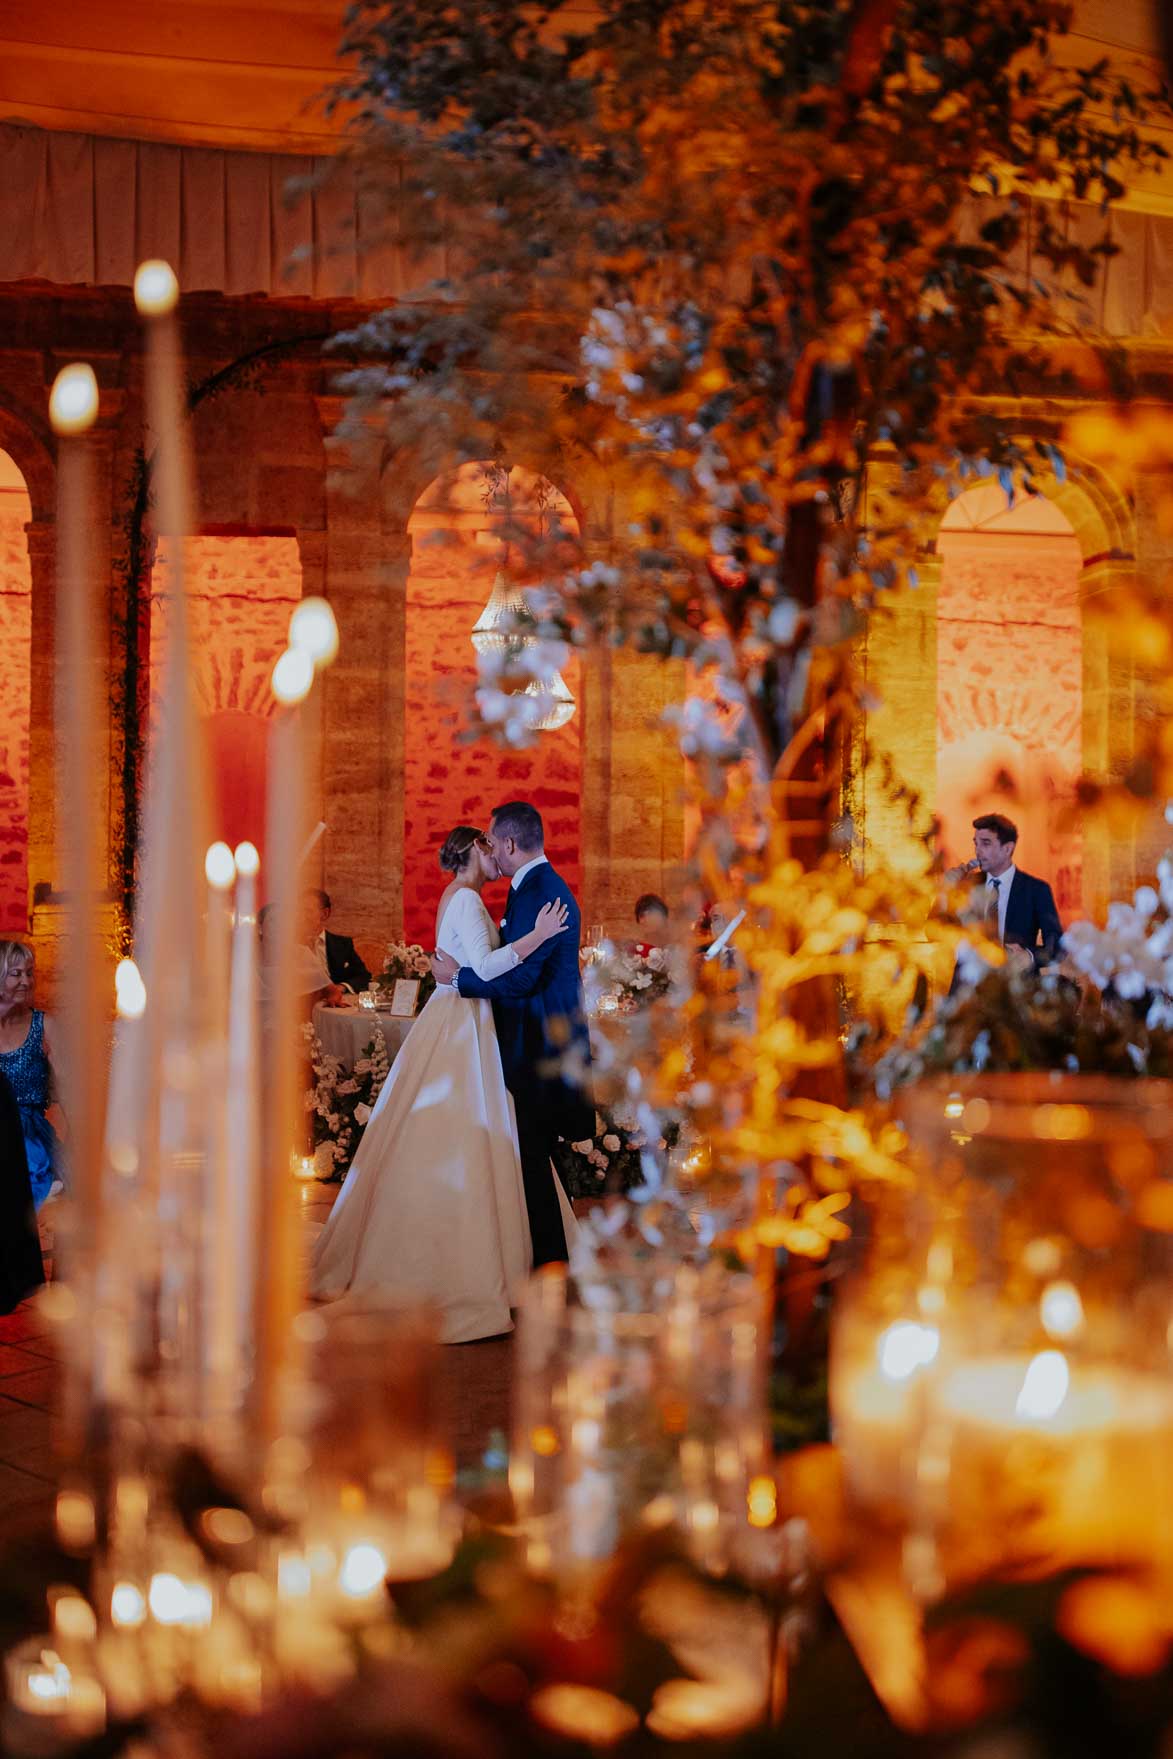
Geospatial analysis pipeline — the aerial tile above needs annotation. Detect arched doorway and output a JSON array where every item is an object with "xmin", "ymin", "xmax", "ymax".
[
  {"xmin": 149, "ymin": 532, "xmax": 303, "ymax": 865},
  {"xmin": 0, "ymin": 450, "xmax": 31, "ymax": 932},
  {"xmin": 403, "ymin": 463, "xmax": 582, "ymax": 944},
  {"xmin": 936, "ymin": 482, "xmax": 1082, "ymax": 916}
]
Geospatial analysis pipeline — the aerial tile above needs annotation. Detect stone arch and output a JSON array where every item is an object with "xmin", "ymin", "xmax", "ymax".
[
  {"xmin": 904, "ymin": 439, "xmax": 1135, "ymax": 571},
  {"xmin": 149, "ymin": 528, "xmax": 304, "ymax": 860},
  {"xmin": 400, "ymin": 459, "xmax": 584, "ymax": 943},
  {"xmin": 380, "ymin": 444, "xmax": 588, "ymax": 550},
  {"xmin": 858, "ymin": 437, "xmax": 1141, "ymax": 937},
  {"xmin": 934, "ymin": 482, "xmax": 1084, "ymax": 915},
  {"xmin": 0, "ymin": 398, "xmax": 55, "ymax": 524}
]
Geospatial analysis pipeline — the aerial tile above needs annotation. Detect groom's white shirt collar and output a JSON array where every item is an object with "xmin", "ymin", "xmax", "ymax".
[{"xmin": 511, "ymin": 853, "xmax": 549, "ymax": 892}]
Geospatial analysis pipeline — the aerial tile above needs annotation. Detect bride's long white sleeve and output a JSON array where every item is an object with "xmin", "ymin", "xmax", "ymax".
[{"xmin": 450, "ymin": 889, "xmax": 521, "ymax": 980}]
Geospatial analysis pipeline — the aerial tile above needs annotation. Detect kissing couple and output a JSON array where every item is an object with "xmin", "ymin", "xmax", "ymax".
[{"xmin": 310, "ymin": 801, "xmax": 593, "ymax": 1342}]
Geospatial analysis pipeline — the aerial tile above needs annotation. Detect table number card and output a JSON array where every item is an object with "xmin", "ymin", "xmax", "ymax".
[{"xmin": 388, "ymin": 979, "xmax": 421, "ymax": 1017}]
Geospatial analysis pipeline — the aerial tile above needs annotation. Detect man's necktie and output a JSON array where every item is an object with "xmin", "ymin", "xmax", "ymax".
[{"xmin": 985, "ymin": 877, "xmax": 1001, "ymax": 939}]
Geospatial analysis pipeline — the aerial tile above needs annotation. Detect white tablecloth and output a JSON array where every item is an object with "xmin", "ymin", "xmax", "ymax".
[{"xmin": 312, "ymin": 1003, "xmax": 416, "ymax": 1071}]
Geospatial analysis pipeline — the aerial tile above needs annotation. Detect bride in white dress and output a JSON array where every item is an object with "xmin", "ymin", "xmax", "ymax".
[{"xmin": 309, "ymin": 825, "xmax": 576, "ymax": 1343}]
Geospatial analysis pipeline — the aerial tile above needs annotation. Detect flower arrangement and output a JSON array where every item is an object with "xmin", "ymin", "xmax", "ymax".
[
  {"xmin": 377, "ymin": 939, "xmax": 435, "ymax": 1010},
  {"xmin": 860, "ymin": 961, "xmax": 1173, "ymax": 1096},
  {"xmin": 585, "ymin": 944, "xmax": 675, "ymax": 1018},
  {"xmin": 1062, "ymin": 835, "xmax": 1173, "ymax": 1016},
  {"xmin": 303, "ymin": 1023, "xmax": 392, "ymax": 1177},
  {"xmin": 554, "ymin": 1104, "xmax": 679, "ymax": 1197}
]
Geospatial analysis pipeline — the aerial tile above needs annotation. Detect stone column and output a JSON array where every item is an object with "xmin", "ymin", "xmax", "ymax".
[
  {"xmin": 587, "ymin": 645, "xmax": 686, "ymax": 937},
  {"xmin": 858, "ymin": 560, "xmax": 940, "ymax": 876},
  {"xmin": 24, "ymin": 517, "xmax": 56, "ymax": 917},
  {"xmin": 314, "ymin": 397, "xmax": 406, "ymax": 952}
]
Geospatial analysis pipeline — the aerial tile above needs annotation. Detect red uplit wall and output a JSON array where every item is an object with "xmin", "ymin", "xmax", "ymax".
[
  {"xmin": 149, "ymin": 534, "xmax": 302, "ymax": 863},
  {"xmin": 403, "ymin": 466, "xmax": 582, "ymax": 946},
  {"xmin": 937, "ymin": 485, "xmax": 1083, "ymax": 918},
  {"xmin": 0, "ymin": 453, "xmax": 31, "ymax": 933}
]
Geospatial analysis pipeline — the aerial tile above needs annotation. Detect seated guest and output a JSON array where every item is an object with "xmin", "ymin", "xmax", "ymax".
[
  {"xmin": 304, "ymin": 889, "xmax": 370, "ymax": 993},
  {"xmin": 0, "ymin": 941, "xmax": 64, "ymax": 1210},
  {"xmin": 0, "ymin": 1069, "xmax": 44, "ymax": 1313},
  {"xmin": 632, "ymin": 893, "xmax": 670, "ymax": 957},
  {"xmin": 259, "ymin": 904, "xmax": 344, "ymax": 1014},
  {"xmin": 945, "ymin": 812, "xmax": 1062, "ymax": 988}
]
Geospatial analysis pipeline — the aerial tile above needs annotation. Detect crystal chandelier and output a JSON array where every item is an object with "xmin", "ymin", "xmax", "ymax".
[
  {"xmin": 471, "ymin": 570, "xmax": 576, "ymax": 732},
  {"xmin": 470, "ymin": 570, "xmax": 528, "ymax": 656}
]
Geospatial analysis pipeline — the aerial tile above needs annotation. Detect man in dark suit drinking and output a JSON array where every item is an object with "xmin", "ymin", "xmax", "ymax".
[
  {"xmin": 431, "ymin": 801, "xmax": 592, "ymax": 1266},
  {"xmin": 947, "ymin": 812, "xmax": 1063, "ymax": 985}
]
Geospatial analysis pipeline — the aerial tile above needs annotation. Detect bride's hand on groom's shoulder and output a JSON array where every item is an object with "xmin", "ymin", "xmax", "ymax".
[
  {"xmin": 431, "ymin": 949, "xmax": 459, "ymax": 985},
  {"xmin": 535, "ymin": 899, "xmax": 569, "ymax": 943}
]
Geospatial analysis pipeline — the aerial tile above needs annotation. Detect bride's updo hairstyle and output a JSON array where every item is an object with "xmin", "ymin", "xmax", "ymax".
[{"xmin": 438, "ymin": 825, "xmax": 482, "ymax": 874}]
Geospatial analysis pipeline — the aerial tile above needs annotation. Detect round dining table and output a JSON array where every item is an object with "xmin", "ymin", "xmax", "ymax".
[{"xmin": 311, "ymin": 1000, "xmax": 417, "ymax": 1072}]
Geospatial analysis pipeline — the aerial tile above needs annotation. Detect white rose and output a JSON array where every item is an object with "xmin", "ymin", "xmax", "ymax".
[
  {"xmin": 354, "ymin": 1103, "xmax": 371, "ymax": 1127},
  {"xmin": 602, "ymin": 1134, "xmax": 621, "ymax": 1152}
]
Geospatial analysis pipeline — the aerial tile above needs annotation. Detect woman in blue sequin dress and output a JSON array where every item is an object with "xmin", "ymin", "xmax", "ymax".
[{"xmin": 0, "ymin": 942, "xmax": 63, "ymax": 1210}]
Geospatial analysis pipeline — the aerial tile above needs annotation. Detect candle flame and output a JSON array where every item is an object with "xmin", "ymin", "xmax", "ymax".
[
  {"xmin": 878, "ymin": 1320, "xmax": 939, "ymax": 1382},
  {"xmin": 1015, "ymin": 1349, "xmax": 1070, "ymax": 1421},
  {"xmin": 1040, "ymin": 1280, "xmax": 1084, "ymax": 1340},
  {"xmin": 28, "ymin": 1653, "xmax": 72, "ymax": 1701},
  {"xmin": 532, "ymin": 1684, "xmax": 640, "ymax": 1746},
  {"xmin": 289, "ymin": 596, "xmax": 340, "ymax": 666},
  {"xmin": 205, "ymin": 841, "xmax": 235, "ymax": 891},
  {"xmin": 271, "ymin": 645, "xmax": 314, "ymax": 706},
  {"xmin": 49, "ymin": 363, "xmax": 99, "ymax": 436},
  {"xmin": 233, "ymin": 840, "xmax": 260, "ymax": 878},
  {"xmin": 51, "ymin": 1592, "xmax": 96, "ymax": 1643},
  {"xmin": 338, "ymin": 1542, "xmax": 387, "ymax": 1598},
  {"xmin": 148, "ymin": 1572, "xmax": 213, "ymax": 1628},
  {"xmin": 747, "ymin": 1474, "xmax": 777, "ymax": 1528},
  {"xmin": 56, "ymin": 1489, "xmax": 96, "ymax": 1551},
  {"xmin": 110, "ymin": 1582, "xmax": 146, "ymax": 1629},
  {"xmin": 114, "ymin": 958, "xmax": 147, "ymax": 1020},
  {"xmin": 133, "ymin": 259, "xmax": 180, "ymax": 315}
]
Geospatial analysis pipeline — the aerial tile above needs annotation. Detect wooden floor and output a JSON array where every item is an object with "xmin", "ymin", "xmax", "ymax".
[{"xmin": 0, "ymin": 1180, "xmax": 516, "ymax": 1544}]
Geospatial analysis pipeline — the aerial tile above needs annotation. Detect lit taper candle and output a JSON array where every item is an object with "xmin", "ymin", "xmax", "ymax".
[{"xmin": 49, "ymin": 364, "xmax": 106, "ymax": 1258}]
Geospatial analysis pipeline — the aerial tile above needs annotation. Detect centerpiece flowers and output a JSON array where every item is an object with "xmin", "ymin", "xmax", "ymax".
[{"xmin": 377, "ymin": 939, "xmax": 436, "ymax": 1010}]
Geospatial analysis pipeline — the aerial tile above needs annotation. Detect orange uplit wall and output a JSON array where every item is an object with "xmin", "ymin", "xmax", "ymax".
[
  {"xmin": 404, "ymin": 466, "xmax": 582, "ymax": 946},
  {"xmin": 936, "ymin": 484, "xmax": 1083, "ymax": 919},
  {"xmin": 0, "ymin": 452, "xmax": 31, "ymax": 933},
  {"xmin": 149, "ymin": 534, "xmax": 302, "ymax": 863}
]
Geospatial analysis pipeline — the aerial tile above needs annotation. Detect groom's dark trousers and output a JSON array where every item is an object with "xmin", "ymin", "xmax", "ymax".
[{"xmin": 456, "ymin": 862, "xmax": 594, "ymax": 1266}]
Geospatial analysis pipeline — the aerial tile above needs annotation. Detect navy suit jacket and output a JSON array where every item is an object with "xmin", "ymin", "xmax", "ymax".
[
  {"xmin": 325, "ymin": 930, "xmax": 370, "ymax": 992},
  {"xmin": 1000, "ymin": 868, "xmax": 1063, "ymax": 968},
  {"xmin": 456, "ymin": 861, "xmax": 594, "ymax": 1140}
]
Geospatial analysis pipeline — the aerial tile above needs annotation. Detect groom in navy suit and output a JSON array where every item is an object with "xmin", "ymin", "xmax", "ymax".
[{"xmin": 431, "ymin": 801, "xmax": 593, "ymax": 1265}]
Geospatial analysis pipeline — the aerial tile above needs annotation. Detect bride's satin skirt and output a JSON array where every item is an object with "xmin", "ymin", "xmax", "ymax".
[{"xmin": 309, "ymin": 988, "xmax": 575, "ymax": 1343}]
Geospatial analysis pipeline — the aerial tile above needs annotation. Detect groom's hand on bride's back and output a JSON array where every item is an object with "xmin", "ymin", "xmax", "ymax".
[{"xmin": 431, "ymin": 948, "xmax": 459, "ymax": 985}]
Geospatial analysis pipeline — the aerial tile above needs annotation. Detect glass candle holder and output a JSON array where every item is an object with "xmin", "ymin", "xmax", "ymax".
[
  {"xmin": 302, "ymin": 1302, "xmax": 458, "ymax": 1622},
  {"xmin": 510, "ymin": 1263, "xmax": 768, "ymax": 1581},
  {"xmin": 832, "ymin": 1074, "xmax": 1173, "ymax": 1591}
]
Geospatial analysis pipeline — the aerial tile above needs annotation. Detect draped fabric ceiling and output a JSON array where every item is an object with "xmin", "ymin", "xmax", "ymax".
[
  {"xmin": 2, "ymin": 118, "xmax": 1173, "ymax": 327},
  {"xmin": 0, "ymin": 121, "xmax": 430, "ymax": 302},
  {"xmin": 0, "ymin": 0, "xmax": 1168, "ymax": 315}
]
